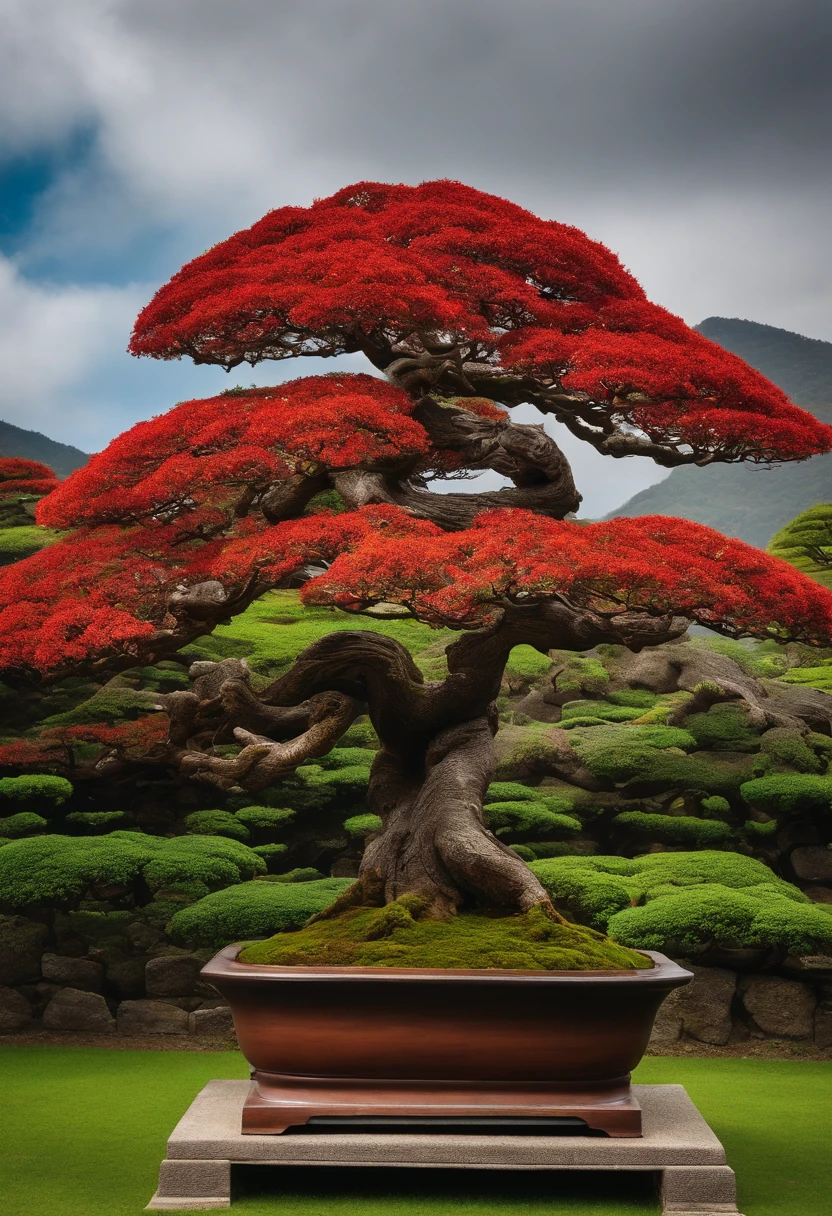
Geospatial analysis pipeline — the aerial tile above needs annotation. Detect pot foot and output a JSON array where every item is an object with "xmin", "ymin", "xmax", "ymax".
[{"xmin": 242, "ymin": 1073, "xmax": 643, "ymax": 1136}]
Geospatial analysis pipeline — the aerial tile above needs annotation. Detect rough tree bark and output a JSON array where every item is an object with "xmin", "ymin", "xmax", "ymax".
[{"xmin": 159, "ymin": 606, "xmax": 689, "ymax": 917}]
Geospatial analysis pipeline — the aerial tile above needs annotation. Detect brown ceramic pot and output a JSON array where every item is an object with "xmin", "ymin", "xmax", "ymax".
[{"xmin": 202, "ymin": 945, "xmax": 691, "ymax": 1136}]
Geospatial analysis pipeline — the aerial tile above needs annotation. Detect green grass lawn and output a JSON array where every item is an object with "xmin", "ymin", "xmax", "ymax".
[{"xmin": 0, "ymin": 1048, "xmax": 828, "ymax": 1216}]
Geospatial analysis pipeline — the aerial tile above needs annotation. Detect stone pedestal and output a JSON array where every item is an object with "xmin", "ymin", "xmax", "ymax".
[{"xmin": 147, "ymin": 1081, "xmax": 744, "ymax": 1214}]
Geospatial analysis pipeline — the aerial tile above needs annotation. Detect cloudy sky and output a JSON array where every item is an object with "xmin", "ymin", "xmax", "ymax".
[{"xmin": 1, "ymin": 0, "xmax": 830, "ymax": 515}]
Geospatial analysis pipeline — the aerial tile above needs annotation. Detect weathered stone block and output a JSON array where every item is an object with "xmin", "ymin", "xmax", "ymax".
[
  {"xmin": 41, "ymin": 953, "xmax": 104, "ymax": 992},
  {"xmin": 741, "ymin": 976, "xmax": 816, "ymax": 1038},
  {"xmin": 189, "ymin": 1007, "xmax": 235, "ymax": 1036},
  {"xmin": 117, "ymin": 999, "xmax": 189, "ymax": 1034},
  {"xmin": 106, "ymin": 958, "xmax": 146, "ymax": 999},
  {"xmin": 125, "ymin": 921, "xmax": 163, "ymax": 952},
  {"xmin": 658, "ymin": 964, "xmax": 736, "ymax": 1045},
  {"xmin": 0, "ymin": 985, "xmax": 33, "ymax": 1034},
  {"xmin": 791, "ymin": 846, "xmax": 832, "ymax": 883},
  {"xmin": 42, "ymin": 987, "xmax": 115, "ymax": 1033},
  {"xmin": 145, "ymin": 954, "xmax": 204, "ymax": 997},
  {"xmin": 805, "ymin": 885, "xmax": 832, "ymax": 904},
  {"xmin": 814, "ymin": 1006, "xmax": 832, "ymax": 1050},
  {"xmin": 0, "ymin": 915, "xmax": 48, "ymax": 985}
]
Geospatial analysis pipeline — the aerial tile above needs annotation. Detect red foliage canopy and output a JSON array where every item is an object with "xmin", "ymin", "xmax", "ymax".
[
  {"xmin": 131, "ymin": 180, "xmax": 832, "ymax": 466},
  {"xmin": 2, "ymin": 180, "xmax": 831, "ymax": 680},
  {"xmin": 0, "ymin": 457, "xmax": 59, "ymax": 500},
  {"xmin": 3, "ymin": 490, "xmax": 831, "ymax": 675},
  {"xmin": 38, "ymin": 375, "xmax": 427, "ymax": 530}
]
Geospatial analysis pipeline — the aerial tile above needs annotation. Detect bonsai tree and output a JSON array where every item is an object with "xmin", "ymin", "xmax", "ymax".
[
  {"xmin": 2, "ymin": 180, "xmax": 832, "ymax": 924},
  {"xmin": 768, "ymin": 503, "xmax": 832, "ymax": 589}
]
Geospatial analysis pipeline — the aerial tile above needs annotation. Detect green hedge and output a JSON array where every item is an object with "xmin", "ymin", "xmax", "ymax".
[
  {"xmin": 166, "ymin": 877, "xmax": 353, "ymax": 948},
  {"xmin": 531, "ymin": 851, "xmax": 832, "ymax": 955},
  {"xmin": 0, "ymin": 832, "xmax": 265, "ymax": 907},
  {"xmin": 0, "ymin": 775, "xmax": 73, "ymax": 805}
]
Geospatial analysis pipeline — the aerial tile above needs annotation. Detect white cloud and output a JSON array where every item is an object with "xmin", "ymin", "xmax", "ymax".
[
  {"xmin": 0, "ymin": 256, "xmax": 145, "ymax": 446},
  {"xmin": 0, "ymin": 0, "xmax": 827, "ymax": 512}
]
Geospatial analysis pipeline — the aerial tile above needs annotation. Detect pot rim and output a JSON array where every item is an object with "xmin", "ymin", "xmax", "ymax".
[{"xmin": 202, "ymin": 944, "xmax": 692, "ymax": 987}]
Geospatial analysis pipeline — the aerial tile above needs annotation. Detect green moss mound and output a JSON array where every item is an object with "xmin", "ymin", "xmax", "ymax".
[
  {"xmin": 238, "ymin": 900, "xmax": 652, "ymax": 971},
  {"xmin": 531, "ymin": 851, "xmax": 832, "ymax": 956},
  {"xmin": 0, "ymin": 832, "xmax": 265, "ymax": 908},
  {"xmin": 167, "ymin": 877, "xmax": 352, "ymax": 948}
]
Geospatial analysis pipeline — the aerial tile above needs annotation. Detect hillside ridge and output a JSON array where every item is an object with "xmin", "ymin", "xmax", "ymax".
[
  {"xmin": 604, "ymin": 317, "xmax": 832, "ymax": 547},
  {"xmin": 0, "ymin": 418, "xmax": 89, "ymax": 479}
]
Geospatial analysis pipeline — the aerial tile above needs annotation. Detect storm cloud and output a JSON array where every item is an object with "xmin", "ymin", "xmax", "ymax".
[{"xmin": 1, "ymin": 0, "xmax": 830, "ymax": 510}]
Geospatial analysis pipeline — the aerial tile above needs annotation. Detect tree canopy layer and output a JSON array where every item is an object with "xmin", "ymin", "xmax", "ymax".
[{"xmin": 2, "ymin": 180, "xmax": 832, "ymax": 920}]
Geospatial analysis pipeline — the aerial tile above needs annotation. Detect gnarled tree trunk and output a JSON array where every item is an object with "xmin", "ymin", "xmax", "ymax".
[{"xmin": 159, "ymin": 604, "xmax": 688, "ymax": 917}]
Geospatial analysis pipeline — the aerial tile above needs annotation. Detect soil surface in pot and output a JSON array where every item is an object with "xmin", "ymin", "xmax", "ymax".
[{"xmin": 237, "ymin": 899, "xmax": 652, "ymax": 970}]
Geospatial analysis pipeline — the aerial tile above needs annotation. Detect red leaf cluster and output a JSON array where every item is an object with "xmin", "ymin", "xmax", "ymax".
[
  {"xmin": 302, "ymin": 508, "xmax": 832, "ymax": 646},
  {"xmin": 0, "ymin": 457, "xmax": 59, "ymax": 500},
  {"xmin": 38, "ymin": 375, "xmax": 425, "ymax": 530},
  {"xmin": 130, "ymin": 180, "xmax": 832, "ymax": 464},
  {"xmin": 0, "ymin": 716, "xmax": 167, "ymax": 770}
]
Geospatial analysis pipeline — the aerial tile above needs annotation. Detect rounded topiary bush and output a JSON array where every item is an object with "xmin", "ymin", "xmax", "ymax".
[
  {"xmin": 166, "ymin": 877, "xmax": 353, "ymax": 949},
  {"xmin": 185, "ymin": 810, "xmax": 251, "ymax": 841},
  {"xmin": 611, "ymin": 811, "xmax": 733, "ymax": 847},
  {"xmin": 740, "ymin": 773, "xmax": 832, "ymax": 814},
  {"xmin": 235, "ymin": 807, "xmax": 295, "ymax": 832},
  {"xmin": 531, "ymin": 851, "xmax": 832, "ymax": 956},
  {"xmin": 0, "ymin": 811, "xmax": 49, "ymax": 838},
  {"xmin": 607, "ymin": 885, "xmax": 832, "ymax": 957},
  {"xmin": 0, "ymin": 775, "xmax": 73, "ymax": 805},
  {"xmin": 483, "ymin": 801, "xmax": 581, "ymax": 838},
  {"xmin": 0, "ymin": 831, "xmax": 265, "ymax": 908}
]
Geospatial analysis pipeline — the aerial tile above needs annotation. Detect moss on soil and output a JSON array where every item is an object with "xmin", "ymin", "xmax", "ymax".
[{"xmin": 238, "ymin": 899, "xmax": 652, "ymax": 971}]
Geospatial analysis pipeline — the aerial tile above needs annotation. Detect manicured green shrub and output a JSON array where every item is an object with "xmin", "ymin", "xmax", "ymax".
[
  {"xmin": 740, "ymin": 773, "xmax": 832, "ymax": 814},
  {"xmin": 0, "ymin": 832, "xmax": 265, "ymax": 908},
  {"xmin": 0, "ymin": 775, "xmax": 73, "ymax": 805},
  {"xmin": 343, "ymin": 813, "xmax": 383, "ymax": 837},
  {"xmin": 509, "ymin": 844, "xmax": 537, "ymax": 861},
  {"xmin": 611, "ymin": 812, "xmax": 733, "ymax": 846},
  {"xmin": 296, "ymin": 763, "xmax": 371, "ymax": 795},
  {"xmin": 315, "ymin": 747, "xmax": 375, "ymax": 770},
  {"xmin": 525, "ymin": 840, "xmax": 590, "ymax": 858},
  {"xmin": 260, "ymin": 867, "xmax": 326, "ymax": 883},
  {"xmin": 568, "ymin": 724, "xmax": 754, "ymax": 795},
  {"xmin": 531, "ymin": 851, "xmax": 829, "ymax": 955},
  {"xmin": 485, "ymin": 782, "xmax": 541, "ymax": 803},
  {"xmin": 251, "ymin": 843, "xmax": 288, "ymax": 868},
  {"xmin": 567, "ymin": 724, "xmax": 695, "ymax": 782},
  {"xmin": 166, "ymin": 877, "xmax": 353, "ymax": 948},
  {"xmin": 549, "ymin": 652, "xmax": 609, "ymax": 698},
  {"xmin": 758, "ymin": 728, "xmax": 824, "ymax": 773},
  {"xmin": 234, "ymin": 807, "xmax": 295, "ymax": 832},
  {"xmin": 0, "ymin": 812, "xmax": 48, "ymax": 838},
  {"xmin": 607, "ymin": 886, "xmax": 832, "ymax": 957},
  {"xmin": 185, "ymin": 810, "xmax": 251, "ymax": 841},
  {"xmin": 744, "ymin": 818, "xmax": 778, "ymax": 838},
  {"xmin": 701, "ymin": 795, "xmax": 731, "ymax": 817},
  {"xmin": 606, "ymin": 690, "xmax": 658, "ymax": 709},
  {"xmin": 685, "ymin": 704, "xmax": 761, "ymax": 752},
  {"xmin": 65, "ymin": 811, "xmax": 126, "ymax": 831},
  {"xmin": 338, "ymin": 721, "xmax": 379, "ymax": 749},
  {"xmin": 560, "ymin": 701, "xmax": 643, "ymax": 723},
  {"xmin": 504, "ymin": 645, "xmax": 554, "ymax": 683},
  {"xmin": 483, "ymin": 801, "xmax": 581, "ymax": 838}
]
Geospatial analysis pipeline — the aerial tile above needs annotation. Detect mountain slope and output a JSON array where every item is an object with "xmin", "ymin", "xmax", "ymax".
[
  {"xmin": 604, "ymin": 318, "xmax": 832, "ymax": 547},
  {"xmin": 0, "ymin": 419, "xmax": 89, "ymax": 479}
]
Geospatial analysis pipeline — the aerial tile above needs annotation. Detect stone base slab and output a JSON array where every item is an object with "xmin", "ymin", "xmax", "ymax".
[{"xmin": 147, "ymin": 1081, "xmax": 743, "ymax": 1213}]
